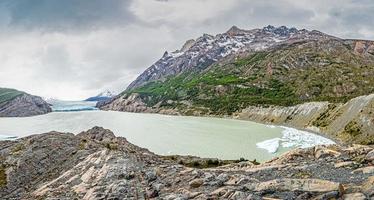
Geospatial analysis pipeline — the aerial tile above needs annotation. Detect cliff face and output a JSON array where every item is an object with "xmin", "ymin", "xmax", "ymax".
[
  {"xmin": 237, "ymin": 94, "xmax": 374, "ymax": 145},
  {"xmin": 0, "ymin": 93, "xmax": 52, "ymax": 117},
  {"xmin": 99, "ymin": 93, "xmax": 374, "ymax": 145},
  {"xmin": 1, "ymin": 127, "xmax": 374, "ymax": 199}
]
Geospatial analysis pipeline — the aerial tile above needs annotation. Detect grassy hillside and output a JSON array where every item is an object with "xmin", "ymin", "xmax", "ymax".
[
  {"xmin": 124, "ymin": 39, "xmax": 374, "ymax": 115},
  {"xmin": 0, "ymin": 88, "xmax": 25, "ymax": 105}
]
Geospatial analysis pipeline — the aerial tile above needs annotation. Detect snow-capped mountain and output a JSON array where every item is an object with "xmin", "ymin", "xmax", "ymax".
[
  {"xmin": 96, "ymin": 90, "xmax": 116, "ymax": 98},
  {"xmin": 85, "ymin": 90, "xmax": 116, "ymax": 101},
  {"xmin": 127, "ymin": 25, "xmax": 333, "ymax": 90}
]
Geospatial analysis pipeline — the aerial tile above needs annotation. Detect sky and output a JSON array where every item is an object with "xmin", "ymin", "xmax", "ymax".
[{"xmin": 0, "ymin": 0, "xmax": 373, "ymax": 100}]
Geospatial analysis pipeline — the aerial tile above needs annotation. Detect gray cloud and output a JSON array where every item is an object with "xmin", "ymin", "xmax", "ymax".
[
  {"xmin": 0, "ymin": 0, "xmax": 135, "ymax": 31},
  {"xmin": 0, "ymin": 0, "xmax": 373, "ymax": 100}
]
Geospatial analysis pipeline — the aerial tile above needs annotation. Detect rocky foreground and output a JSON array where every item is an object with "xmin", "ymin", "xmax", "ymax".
[{"xmin": 1, "ymin": 127, "xmax": 374, "ymax": 199}]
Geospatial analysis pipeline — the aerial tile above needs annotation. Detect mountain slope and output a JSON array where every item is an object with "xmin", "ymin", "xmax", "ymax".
[
  {"xmin": 0, "ymin": 88, "xmax": 52, "ymax": 117},
  {"xmin": 99, "ymin": 25, "xmax": 374, "ymax": 144},
  {"xmin": 127, "ymin": 25, "xmax": 336, "ymax": 90}
]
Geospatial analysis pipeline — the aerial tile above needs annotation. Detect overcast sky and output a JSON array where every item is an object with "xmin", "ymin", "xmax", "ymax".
[{"xmin": 0, "ymin": 0, "xmax": 373, "ymax": 100}]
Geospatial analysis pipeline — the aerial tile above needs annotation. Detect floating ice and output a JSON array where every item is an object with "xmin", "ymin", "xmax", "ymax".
[
  {"xmin": 256, "ymin": 138, "xmax": 281, "ymax": 153},
  {"xmin": 257, "ymin": 126, "xmax": 335, "ymax": 154},
  {"xmin": 280, "ymin": 126, "xmax": 335, "ymax": 148},
  {"xmin": 266, "ymin": 125, "xmax": 276, "ymax": 129}
]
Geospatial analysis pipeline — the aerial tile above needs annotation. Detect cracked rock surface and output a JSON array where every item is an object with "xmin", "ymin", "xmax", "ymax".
[{"xmin": 0, "ymin": 127, "xmax": 373, "ymax": 199}]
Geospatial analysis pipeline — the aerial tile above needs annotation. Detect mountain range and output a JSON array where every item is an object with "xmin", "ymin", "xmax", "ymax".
[{"xmin": 99, "ymin": 25, "xmax": 374, "ymax": 144}]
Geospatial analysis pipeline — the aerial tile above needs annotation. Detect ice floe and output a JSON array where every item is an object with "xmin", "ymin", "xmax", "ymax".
[{"xmin": 257, "ymin": 126, "xmax": 335, "ymax": 153}]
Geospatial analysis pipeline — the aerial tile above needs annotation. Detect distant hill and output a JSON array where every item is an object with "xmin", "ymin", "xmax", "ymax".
[
  {"xmin": 0, "ymin": 88, "xmax": 51, "ymax": 117},
  {"xmin": 0, "ymin": 88, "xmax": 25, "ymax": 105}
]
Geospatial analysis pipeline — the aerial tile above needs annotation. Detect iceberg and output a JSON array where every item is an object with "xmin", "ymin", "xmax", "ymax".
[
  {"xmin": 256, "ymin": 126, "xmax": 335, "ymax": 154},
  {"xmin": 280, "ymin": 126, "xmax": 335, "ymax": 148},
  {"xmin": 256, "ymin": 138, "xmax": 281, "ymax": 153}
]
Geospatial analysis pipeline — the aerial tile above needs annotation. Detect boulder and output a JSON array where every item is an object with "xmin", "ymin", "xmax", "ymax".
[
  {"xmin": 352, "ymin": 166, "xmax": 374, "ymax": 174},
  {"xmin": 365, "ymin": 150, "xmax": 374, "ymax": 161},
  {"xmin": 334, "ymin": 161, "xmax": 354, "ymax": 168},
  {"xmin": 189, "ymin": 178, "xmax": 203, "ymax": 188},
  {"xmin": 314, "ymin": 146, "xmax": 341, "ymax": 159},
  {"xmin": 362, "ymin": 176, "xmax": 374, "ymax": 195}
]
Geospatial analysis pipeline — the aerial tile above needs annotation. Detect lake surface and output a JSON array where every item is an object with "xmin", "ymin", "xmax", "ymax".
[{"xmin": 0, "ymin": 110, "xmax": 334, "ymax": 161}]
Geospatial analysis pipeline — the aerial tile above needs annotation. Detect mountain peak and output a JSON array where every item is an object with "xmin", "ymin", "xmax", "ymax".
[
  {"xmin": 263, "ymin": 25, "xmax": 298, "ymax": 36},
  {"xmin": 226, "ymin": 25, "xmax": 246, "ymax": 35},
  {"xmin": 85, "ymin": 90, "xmax": 116, "ymax": 102},
  {"xmin": 162, "ymin": 51, "xmax": 169, "ymax": 57},
  {"xmin": 180, "ymin": 39, "xmax": 195, "ymax": 52},
  {"xmin": 97, "ymin": 90, "xmax": 115, "ymax": 98},
  {"xmin": 126, "ymin": 25, "xmax": 337, "ymax": 90}
]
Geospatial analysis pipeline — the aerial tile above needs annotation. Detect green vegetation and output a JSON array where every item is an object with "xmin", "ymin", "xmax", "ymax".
[
  {"xmin": 123, "ymin": 39, "xmax": 374, "ymax": 115},
  {"xmin": 105, "ymin": 142, "xmax": 119, "ymax": 151},
  {"xmin": 344, "ymin": 121, "xmax": 362, "ymax": 137},
  {"xmin": 0, "ymin": 88, "xmax": 25, "ymax": 105},
  {"xmin": 79, "ymin": 139, "xmax": 87, "ymax": 150},
  {"xmin": 339, "ymin": 121, "xmax": 374, "ymax": 145},
  {"xmin": 312, "ymin": 104, "xmax": 337, "ymax": 127},
  {"xmin": 0, "ymin": 164, "xmax": 6, "ymax": 187}
]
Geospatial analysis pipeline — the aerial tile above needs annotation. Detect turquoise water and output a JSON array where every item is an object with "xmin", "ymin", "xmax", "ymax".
[
  {"xmin": 0, "ymin": 111, "xmax": 334, "ymax": 161},
  {"xmin": 48, "ymin": 100, "xmax": 97, "ymax": 112}
]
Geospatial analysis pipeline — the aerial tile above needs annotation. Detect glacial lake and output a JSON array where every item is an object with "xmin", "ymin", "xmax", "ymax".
[{"xmin": 0, "ymin": 109, "xmax": 334, "ymax": 161}]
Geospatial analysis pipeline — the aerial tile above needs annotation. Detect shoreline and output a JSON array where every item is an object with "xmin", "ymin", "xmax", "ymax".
[
  {"xmin": 98, "ymin": 108, "xmax": 342, "ymax": 144},
  {"xmin": 0, "ymin": 109, "xmax": 337, "ymax": 162}
]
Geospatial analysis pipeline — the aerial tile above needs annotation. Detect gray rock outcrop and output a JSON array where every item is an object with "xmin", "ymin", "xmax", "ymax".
[
  {"xmin": 0, "ymin": 93, "xmax": 52, "ymax": 117},
  {"xmin": 1, "ymin": 127, "xmax": 374, "ymax": 199}
]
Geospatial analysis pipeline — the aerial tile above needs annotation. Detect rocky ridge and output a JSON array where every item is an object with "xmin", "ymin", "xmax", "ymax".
[
  {"xmin": 0, "ymin": 127, "xmax": 373, "ymax": 199},
  {"xmin": 127, "ymin": 25, "xmax": 335, "ymax": 90},
  {"xmin": 0, "ymin": 88, "xmax": 51, "ymax": 117}
]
